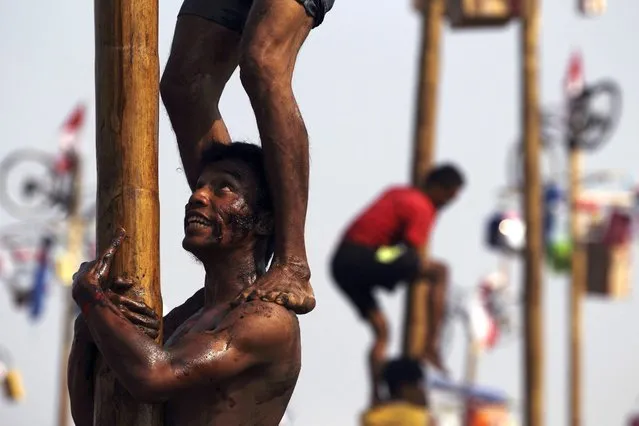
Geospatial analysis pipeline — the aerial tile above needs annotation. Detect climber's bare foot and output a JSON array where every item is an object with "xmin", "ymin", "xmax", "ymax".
[{"xmin": 233, "ymin": 258, "xmax": 315, "ymax": 315}]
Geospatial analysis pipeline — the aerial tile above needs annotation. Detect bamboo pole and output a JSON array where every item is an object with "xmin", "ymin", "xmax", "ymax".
[
  {"xmin": 57, "ymin": 152, "xmax": 83, "ymax": 426},
  {"xmin": 463, "ymin": 340, "xmax": 481, "ymax": 426},
  {"xmin": 569, "ymin": 145, "xmax": 585, "ymax": 426},
  {"xmin": 520, "ymin": 0, "xmax": 544, "ymax": 425},
  {"xmin": 57, "ymin": 291, "xmax": 74, "ymax": 426},
  {"xmin": 401, "ymin": 0, "xmax": 446, "ymax": 359},
  {"xmin": 93, "ymin": 1, "xmax": 162, "ymax": 424}
]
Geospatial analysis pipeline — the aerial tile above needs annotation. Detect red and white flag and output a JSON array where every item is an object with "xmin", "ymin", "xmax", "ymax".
[
  {"xmin": 466, "ymin": 272, "xmax": 508, "ymax": 351},
  {"xmin": 59, "ymin": 104, "xmax": 86, "ymax": 152},
  {"xmin": 565, "ymin": 51, "xmax": 585, "ymax": 100}
]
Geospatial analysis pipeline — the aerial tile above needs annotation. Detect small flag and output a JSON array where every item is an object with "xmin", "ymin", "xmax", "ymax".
[
  {"xmin": 565, "ymin": 51, "xmax": 585, "ymax": 100},
  {"xmin": 58, "ymin": 104, "xmax": 86, "ymax": 152}
]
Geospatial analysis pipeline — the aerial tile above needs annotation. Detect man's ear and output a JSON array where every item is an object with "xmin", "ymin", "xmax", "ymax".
[{"xmin": 255, "ymin": 212, "xmax": 273, "ymax": 236}]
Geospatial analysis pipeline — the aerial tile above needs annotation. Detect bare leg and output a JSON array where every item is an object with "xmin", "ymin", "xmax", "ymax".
[
  {"xmin": 422, "ymin": 260, "xmax": 449, "ymax": 373},
  {"xmin": 235, "ymin": 0, "xmax": 315, "ymax": 314},
  {"xmin": 367, "ymin": 309, "xmax": 389, "ymax": 406},
  {"xmin": 160, "ymin": 16, "xmax": 241, "ymax": 190}
]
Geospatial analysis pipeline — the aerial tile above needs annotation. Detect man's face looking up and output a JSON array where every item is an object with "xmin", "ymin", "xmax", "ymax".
[{"xmin": 182, "ymin": 158, "xmax": 266, "ymax": 257}]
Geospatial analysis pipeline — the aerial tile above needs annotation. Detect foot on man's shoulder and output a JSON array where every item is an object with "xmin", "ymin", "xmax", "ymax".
[{"xmin": 233, "ymin": 258, "xmax": 316, "ymax": 315}]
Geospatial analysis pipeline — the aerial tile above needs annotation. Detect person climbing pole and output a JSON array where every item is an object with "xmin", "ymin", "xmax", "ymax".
[
  {"xmin": 68, "ymin": 143, "xmax": 302, "ymax": 426},
  {"xmin": 160, "ymin": 0, "xmax": 335, "ymax": 315},
  {"xmin": 331, "ymin": 163, "xmax": 465, "ymax": 405}
]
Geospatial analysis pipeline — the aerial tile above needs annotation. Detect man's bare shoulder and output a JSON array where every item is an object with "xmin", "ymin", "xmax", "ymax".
[{"xmin": 216, "ymin": 301, "xmax": 299, "ymax": 358}]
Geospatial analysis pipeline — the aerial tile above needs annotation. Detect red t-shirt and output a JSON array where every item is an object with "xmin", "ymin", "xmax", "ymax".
[{"xmin": 343, "ymin": 186, "xmax": 437, "ymax": 248}]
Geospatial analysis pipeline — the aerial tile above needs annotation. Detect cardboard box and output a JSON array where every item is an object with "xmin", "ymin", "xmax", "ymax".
[
  {"xmin": 585, "ymin": 208, "xmax": 632, "ymax": 299},
  {"xmin": 446, "ymin": 0, "xmax": 514, "ymax": 28},
  {"xmin": 586, "ymin": 242, "xmax": 631, "ymax": 299}
]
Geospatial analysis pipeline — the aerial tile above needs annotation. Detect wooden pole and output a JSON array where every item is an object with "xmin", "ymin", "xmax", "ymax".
[
  {"xmin": 464, "ymin": 341, "xmax": 480, "ymax": 387},
  {"xmin": 57, "ymin": 293, "xmax": 74, "ymax": 426},
  {"xmin": 401, "ymin": 0, "xmax": 445, "ymax": 359},
  {"xmin": 57, "ymin": 153, "xmax": 83, "ymax": 426},
  {"xmin": 463, "ymin": 340, "xmax": 481, "ymax": 426},
  {"xmin": 568, "ymin": 146, "xmax": 585, "ymax": 426},
  {"xmin": 93, "ymin": 1, "xmax": 162, "ymax": 425},
  {"xmin": 520, "ymin": 0, "xmax": 544, "ymax": 425}
]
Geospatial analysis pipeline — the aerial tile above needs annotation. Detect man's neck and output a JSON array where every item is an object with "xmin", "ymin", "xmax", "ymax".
[
  {"xmin": 201, "ymin": 245, "xmax": 262, "ymax": 307},
  {"xmin": 421, "ymin": 188, "xmax": 439, "ymax": 211}
]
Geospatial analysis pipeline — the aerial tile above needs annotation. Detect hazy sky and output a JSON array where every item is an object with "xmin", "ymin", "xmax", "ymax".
[{"xmin": 1, "ymin": 1, "xmax": 639, "ymax": 425}]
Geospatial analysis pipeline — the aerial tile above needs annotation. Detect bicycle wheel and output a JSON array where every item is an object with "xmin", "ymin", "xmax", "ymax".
[
  {"xmin": 0, "ymin": 150, "xmax": 58, "ymax": 220},
  {"xmin": 570, "ymin": 80, "xmax": 622, "ymax": 151}
]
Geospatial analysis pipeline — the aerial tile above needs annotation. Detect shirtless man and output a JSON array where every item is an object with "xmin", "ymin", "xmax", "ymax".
[
  {"xmin": 160, "ymin": 0, "xmax": 335, "ymax": 315},
  {"xmin": 68, "ymin": 142, "xmax": 300, "ymax": 425}
]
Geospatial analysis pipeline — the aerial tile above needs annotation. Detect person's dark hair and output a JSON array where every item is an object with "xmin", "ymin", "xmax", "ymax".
[
  {"xmin": 423, "ymin": 163, "xmax": 465, "ymax": 189},
  {"xmin": 200, "ymin": 142, "xmax": 274, "ymax": 267},
  {"xmin": 382, "ymin": 357, "xmax": 424, "ymax": 397}
]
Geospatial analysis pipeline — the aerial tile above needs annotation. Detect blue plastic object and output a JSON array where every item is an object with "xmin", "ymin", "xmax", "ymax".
[
  {"xmin": 543, "ymin": 183, "xmax": 563, "ymax": 244},
  {"xmin": 29, "ymin": 237, "xmax": 53, "ymax": 320},
  {"xmin": 428, "ymin": 375, "xmax": 509, "ymax": 404}
]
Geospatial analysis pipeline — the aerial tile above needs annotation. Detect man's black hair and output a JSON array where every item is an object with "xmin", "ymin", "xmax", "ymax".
[
  {"xmin": 382, "ymin": 357, "xmax": 424, "ymax": 397},
  {"xmin": 423, "ymin": 163, "xmax": 465, "ymax": 189},
  {"xmin": 200, "ymin": 142, "xmax": 274, "ymax": 268}
]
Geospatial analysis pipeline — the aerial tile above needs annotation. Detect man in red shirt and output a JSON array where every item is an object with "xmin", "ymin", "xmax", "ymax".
[{"xmin": 331, "ymin": 164, "xmax": 464, "ymax": 404}]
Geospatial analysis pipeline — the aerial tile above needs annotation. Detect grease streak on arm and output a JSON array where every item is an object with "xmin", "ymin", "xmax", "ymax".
[{"xmin": 82, "ymin": 295, "xmax": 291, "ymax": 403}]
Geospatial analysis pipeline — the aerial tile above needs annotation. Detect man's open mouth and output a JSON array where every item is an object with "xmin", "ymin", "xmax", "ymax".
[{"xmin": 185, "ymin": 212, "xmax": 213, "ymax": 231}]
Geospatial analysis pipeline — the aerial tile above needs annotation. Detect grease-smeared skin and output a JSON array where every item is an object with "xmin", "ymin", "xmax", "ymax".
[
  {"xmin": 71, "ymin": 157, "xmax": 302, "ymax": 425},
  {"xmin": 72, "ymin": 243, "xmax": 300, "ymax": 426},
  {"xmin": 160, "ymin": 0, "xmax": 318, "ymax": 315},
  {"xmin": 163, "ymin": 302, "xmax": 300, "ymax": 425},
  {"xmin": 69, "ymin": 287, "xmax": 205, "ymax": 426},
  {"xmin": 68, "ymin": 285, "xmax": 164, "ymax": 426}
]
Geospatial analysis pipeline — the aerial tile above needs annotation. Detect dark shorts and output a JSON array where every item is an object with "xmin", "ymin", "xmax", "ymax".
[
  {"xmin": 331, "ymin": 241, "xmax": 420, "ymax": 319},
  {"xmin": 178, "ymin": 0, "xmax": 334, "ymax": 33}
]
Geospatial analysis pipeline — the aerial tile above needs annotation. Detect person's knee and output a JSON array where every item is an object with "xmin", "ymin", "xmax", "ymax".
[
  {"xmin": 162, "ymin": 16, "xmax": 240, "ymax": 107},
  {"xmin": 159, "ymin": 66, "xmax": 183, "ymax": 114},
  {"xmin": 239, "ymin": 42, "xmax": 291, "ymax": 97},
  {"xmin": 427, "ymin": 260, "xmax": 449, "ymax": 283},
  {"xmin": 160, "ymin": 62, "xmax": 227, "ymax": 141},
  {"xmin": 160, "ymin": 59, "xmax": 229, "ymax": 120},
  {"xmin": 438, "ymin": 263, "xmax": 449, "ymax": 283}
]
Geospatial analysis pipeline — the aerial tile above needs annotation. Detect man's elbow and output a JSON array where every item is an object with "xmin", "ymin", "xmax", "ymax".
[{"xmin": 124, "ymin": 368, "xmax": 172, "ymax": 404}]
